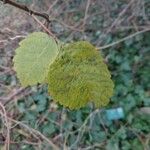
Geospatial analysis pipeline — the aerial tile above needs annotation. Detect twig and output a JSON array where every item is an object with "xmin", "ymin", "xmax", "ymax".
[
  {"xmin": 0, "ymin": 114, "xmax": 60, "ymax": 150},
  {"xmin": 0, "ymin": 0, "xmax": 50, "ymax": 23},
  {"xmin": 128, "ymin": 128, "xmax": 148, "ymax": 150},
  {"xmin": 70, "ymin": 109, "xmax": 101, "ymax": 148},
  {"xmin": 0, "ymin": 69, "xmax": 12, "ymax": 76},
  {"xmin": 0, "ymin": 0, "xmax": 58, "ymax": 39},
  {"xmin": 0, "ymin": 102, "xmax": 10, "ymax": 150},
  {"xmin": 82, "ymin": 0, "xmax": 91, "ymax": 28},
  {"xmin": 46, "ymin": 0, "xmax": 59, "ymax": 14},
  {"xmin": 0, "ymin": 40, "xmax": 8, "ymax": 43},
  {"xmin": 43, "ymin": 0, "xmax": 59, "ymax": 27},
  {"xmin": 9, "ymin": 35, "xmax": 27, "ymax": 40},
  {"xmin": 0, "ymin": 140, "xmax": 41, "ymax": 146},
  {"xmin": 51, "ymin": 18, "xmax": 83, "ymax": 32},
  {"xmin": 97, "ymin": 0, "xmax": 135, "ymax": 46},
  {"xmin": 98, "ymin": 28, "xmax": 150, "ymax": 50},
  {"xmin": 0, "ymin": 87, "xmax": 26, "ymax": 105},
  {"xmin": 31, "ymin": 15, "xmax": 57, "ymax": 41},
  {"xmin": 80, "ymin": 142, "xmax": 106, "ymax": 150},
  {"xmin": 107, "ymin": 0, "xmax": 134, "ymax": 33}
]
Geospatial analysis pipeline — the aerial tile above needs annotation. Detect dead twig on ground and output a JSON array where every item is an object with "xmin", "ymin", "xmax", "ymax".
[
  {"xmin": 0, "ymin": 87, "xmax": 26, "ymax": 105},
  {"xmin": 0, "ymin": 113, "xmax": 60, "ymax": 150},
  {"xmin": 0, "ymin": 102, "xmax": 10, "ymax": 150}
]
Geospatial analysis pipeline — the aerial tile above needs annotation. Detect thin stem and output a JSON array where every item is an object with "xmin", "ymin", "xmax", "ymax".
[
  {"xmin": 98, "ymin": 28, "xmax": 150, "ymax": 50},
  {"xmin": 0, "ymin": 0, "xmax": 50, "ymax": 23}
]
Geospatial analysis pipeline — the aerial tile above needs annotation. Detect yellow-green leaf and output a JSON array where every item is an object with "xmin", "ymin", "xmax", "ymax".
[
  {"xmin": 13, "ymin": 32, "xmax": 59, "ymax": 86},
  {"xmin": 47, "ymin": 41, "xmax": 114, "ymax": 109}
]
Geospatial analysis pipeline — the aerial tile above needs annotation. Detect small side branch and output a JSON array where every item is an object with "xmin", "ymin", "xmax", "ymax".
[
  {"xmin": 98, "ymin": 28, "xmax": 150, "ymax": 50},
  {"xmin": 0, "ymin": 0, "xmax": 58, "ymax": 40},
  {"xmin": 0, "ymin": 0, "xmax": 50, "ymax": 23}
]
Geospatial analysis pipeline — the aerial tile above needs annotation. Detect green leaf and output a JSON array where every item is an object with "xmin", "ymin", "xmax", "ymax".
[
  {"xmin": 13, "ymin": 32, "xmax": 59, "ymax": 86},
  {"xmin": 90, "ymin": 131, "xmax": 107, "ymax": 142},
  {"xmin": 42, "ymin": 123, "xmax": 56, "ymax": 137},
  {"xmin": 47, "ymin": 41, "xmax": 114, "ymax": 109},
  {"xmin": 106, "ymin": 139, "xmax": 119, "ymax": 150}
]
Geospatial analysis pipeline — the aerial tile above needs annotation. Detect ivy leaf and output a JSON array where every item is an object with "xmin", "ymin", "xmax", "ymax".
[
  {"xmin": 13, "ymin": 32, "xmax": 59, "ymax": 86},
  {"xmin": 47, "ymin": 41, "xmax": 114, "ymax": 109}
]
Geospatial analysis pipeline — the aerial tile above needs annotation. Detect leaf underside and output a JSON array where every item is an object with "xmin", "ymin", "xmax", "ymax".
[
  {"xmin": 47, "ymin": 41, "xmax": 114, "ymax": 109},
  {"xmin": 13, "ymin": 32, "xmax": 59, "ymax": 86}
]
